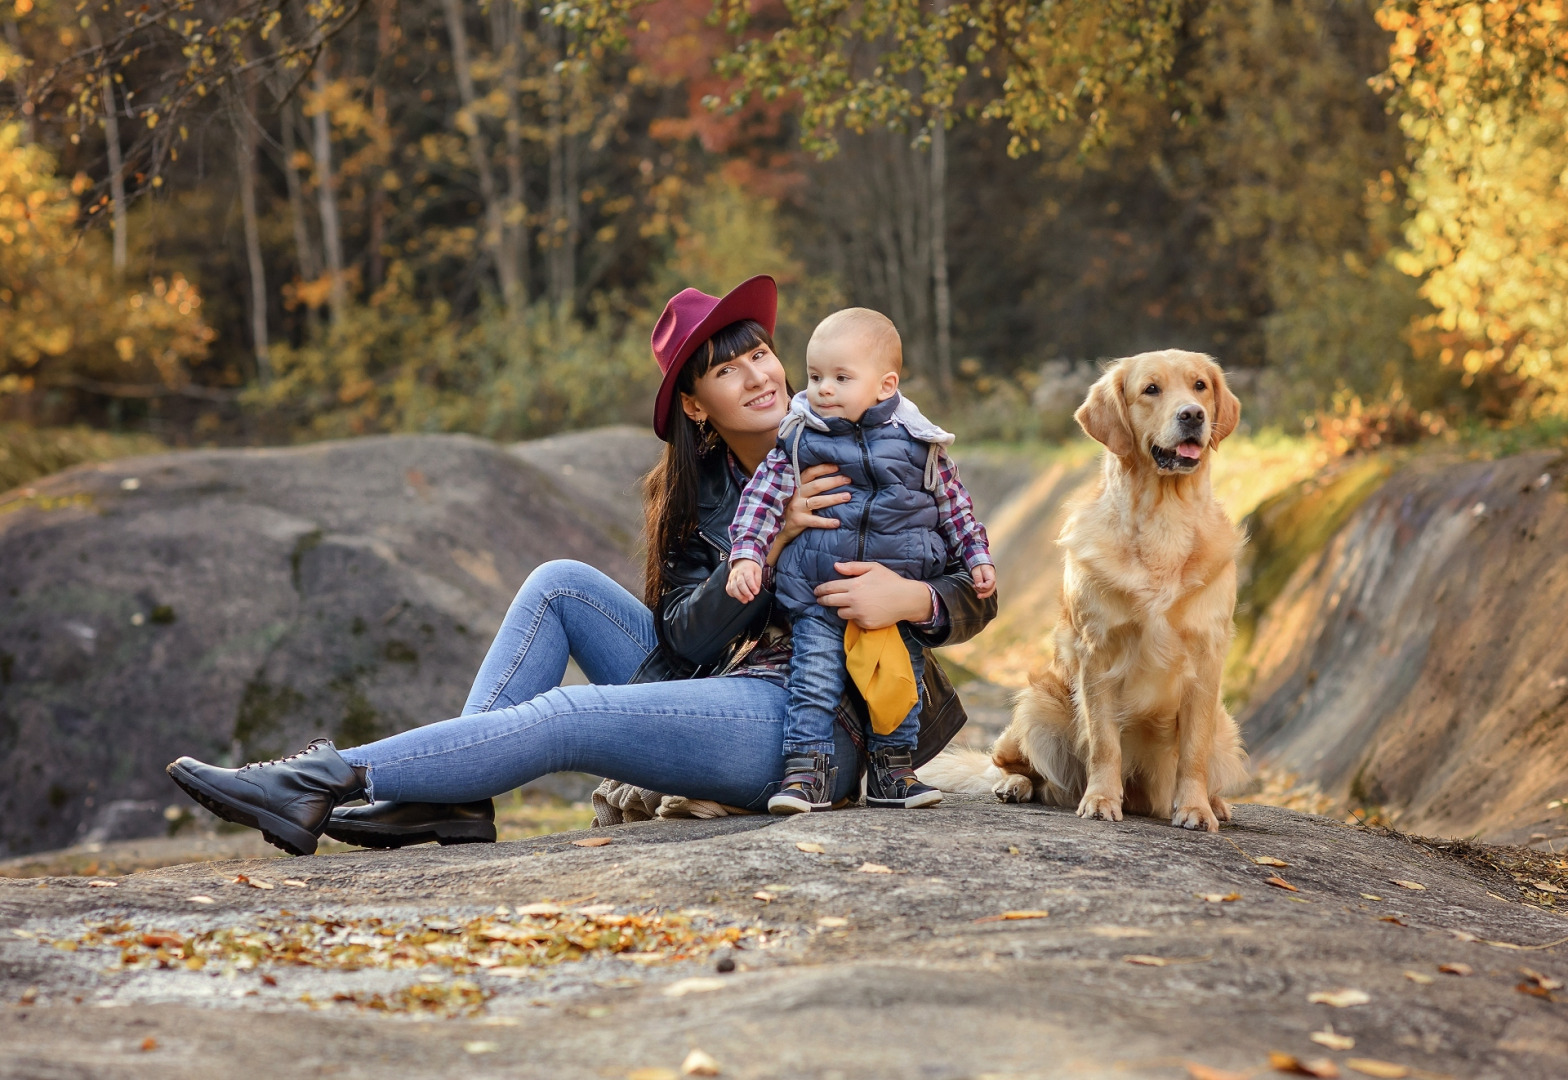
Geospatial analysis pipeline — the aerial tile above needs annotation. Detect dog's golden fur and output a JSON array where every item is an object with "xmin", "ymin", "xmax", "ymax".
[{"xmin": 921, "ymin": 349, "xmax": 1250, "ymax": 831}]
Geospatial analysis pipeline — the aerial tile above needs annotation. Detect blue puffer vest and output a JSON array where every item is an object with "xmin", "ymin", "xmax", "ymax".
[{"xmin": 773, "ymin": 392, "xmax": 952, "ymax": 615}]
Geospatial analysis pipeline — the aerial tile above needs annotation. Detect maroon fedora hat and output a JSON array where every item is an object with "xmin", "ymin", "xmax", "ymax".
[{"xmin": 649, "ymin": 274, "xmax": 778, "ymax": 441}]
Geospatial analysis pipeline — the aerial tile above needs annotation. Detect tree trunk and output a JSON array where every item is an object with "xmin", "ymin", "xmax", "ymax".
[
  {"xmin": 367, "ymin": 0, "xmax": 397, "ymax": 293},
  {"xmin": 101, "ymin": 69, "xmax": 128, "ymax": 278},
  {"xmin": 311, "ymin": 60, "xmax": 348, "ymax": 323},
  {"xmin": 2, "ymin": 21, "xmax": 34, "ymax": 143},
  {"xmin": 546, "ymin": 21, "xmax": 574, "ymax": 318},
  {"xmin": 441, "ymin": 0, "xmax": 523, "ymax": 315},
  {"xmin": 930, "ymin": 115, "xmax": 953, "ymax": 392},
  {"xmin": 236, "ymin": 85, "xmax": 271, "ymax": 383},
  {"xmin": 492, "ymin": 0, "xmax": 529, "ymax": 306},
  {"xmin": 280, "ymin": 102, "xmax": 321, "ymax": 284}
]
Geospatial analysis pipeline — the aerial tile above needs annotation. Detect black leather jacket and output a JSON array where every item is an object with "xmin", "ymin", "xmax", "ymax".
[{"xmin": 630, "ymin": 447, "xmax": 998, "ymax": 768}]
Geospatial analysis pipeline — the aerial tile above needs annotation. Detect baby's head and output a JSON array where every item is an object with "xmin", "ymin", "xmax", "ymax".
[{"xmin": 805, "ymin": 308, "xmax": 902, "ymax": 422}]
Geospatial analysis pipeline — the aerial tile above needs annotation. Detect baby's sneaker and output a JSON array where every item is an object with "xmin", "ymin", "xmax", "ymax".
[
  {"xmin": 865, "ymin": 749, "xmax": 943, "ymax": 809},
  {"xmin": 767, "ymin": 752, "xmax": 836, "ymax": 814}
]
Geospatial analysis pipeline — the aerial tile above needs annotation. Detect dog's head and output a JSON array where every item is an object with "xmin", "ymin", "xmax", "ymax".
[{"xmin": 1075, "ymin": 350, "xmax": 1240, "ymax": 475}]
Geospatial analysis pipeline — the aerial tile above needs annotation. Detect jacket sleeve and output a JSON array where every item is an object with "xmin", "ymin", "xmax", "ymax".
[
  {"xmin": 909, "ymin": 558, "xmax": 997, "ymax": 650},
  {"xmin": 656, "ymin": 550, "xmax": 773, "ymax": 669}
]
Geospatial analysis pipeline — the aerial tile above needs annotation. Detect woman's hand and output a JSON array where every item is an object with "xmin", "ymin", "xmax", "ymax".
[
  {"xmin": 767, "ymin": 462, "xmax": 851, "ymax": 566},
  {"xmin": 814, "ymin": 562, "xmax": 934, "ymax": 630}
]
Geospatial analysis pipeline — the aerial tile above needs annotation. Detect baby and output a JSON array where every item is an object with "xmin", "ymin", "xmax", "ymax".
[{"xmin": 726, "ymin": 308, "xmax": 996, "ymax": 814}]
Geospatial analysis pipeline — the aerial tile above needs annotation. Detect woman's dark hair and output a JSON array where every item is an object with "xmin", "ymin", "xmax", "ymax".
[{"xmin": 642, "ymin": 318, "xmax": 776, "ymax": 610}]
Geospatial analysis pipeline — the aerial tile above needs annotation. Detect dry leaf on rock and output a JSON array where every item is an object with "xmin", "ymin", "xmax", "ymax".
[
  {"xmin": 816, "ymin": 917, "xmax": 849, "ymax": 928},
  {"xmin": 1403, "ymin": 971, "xmax": 1434, "ymax": 985},
  {"xmin": 1344, "ymin": 1059, "xmax": 1409, "ymax": 1078},
  {"xmin": 857, "ymin": 863, "xmax": 892, "ymax": 874},
  {"xmin": 1124, "ymin": 954, "xmax": 1168, "ymax": 966},
  {"xmin": 463, "ymin": 1042, "xmax": 498, "ymax": 1055},
  {"xmin": 139, "ymin": 1037, "xmax": 158, "ymax": 1052},
  {"xmin": 1360, "ymin": 894, "xmax": 1383, "ymax": 902},
  {"xmin": 1519, "ymin": 967, "xmax": 1563, "ymax": 990},
  {"xmin": 1378, "ymin": 916, "xmax": 1407, "ymax": 926},
  {"xmin": 663, "ymin": 977, "xmax": 726, "ymax": 998},
  {"xmin": 972, "ymin": 910, "xmax": 1051, "ymax": 923},
  {"xmin": 752, "ymin": 891, "xmax": 774, "ymax": 902},
  {"xmin": 572, "ymin": 837, "xmax": 612, "ymax": 848},
  {"xmin": 232, "ymin": 875, "xmax": 273, "ymax": 890},
  {"xmin": 1437, "ymin": 963, "xmax": 1471, "ymax": 976},
  {"xmin": 1186, "ymin": 1064, "xmax": 1248, "ymax": 1080},
  {"xmin": 87, "ymin": 880, "xmax": 117, "ymax": 888},
  {"xmin": 1390, "ymin": 880, "xmax": 1425, "ymax": 891},
  {"xmin": 1533, "ymin": 881, "xmax": 1565, "ymax": 895},
  {"xmin": 186, "ymin": 896, "xmax": 214, "ymax": 904},
  {"xmin": 681, "ymin": 1048, "xmax": 722, "ymax": 1076},
  {"xmin": 1310, "ymin": 1031, "xmax": 1355, "ymax": 1051},
  {"xmin": 1200, "ymin": 893, "xmax": 1242, "ymax": 903},
  {"xmin": 282, "ymin": 879, "xmax": 308, "ymax": 888},
  {"xmin": 515, "ymin": 903, "xmax": 563, "ymax": 916},
  {"xmin": 1265, "ymin": 876, "xmax": 1299, "ymax": 892},
  {"xmin": 1254, "ymin": 856, "xmax": 1290, "ymax": 868},
  {"xmin": 1269, "ymin": 1051, "xmax": 1340, "ymax": 1077},
  {"xmin": 795, "ymin": 842, "xmax": 826, "ymax": 854},
  {"xmin": 1308, "ymin": 989, "xmax": 1370, "ymax": 1008}
]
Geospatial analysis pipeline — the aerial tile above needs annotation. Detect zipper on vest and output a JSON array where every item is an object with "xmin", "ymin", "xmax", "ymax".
[{"xmin": 854, "ymin": 423, "xmax": 877, "ymax": 561}]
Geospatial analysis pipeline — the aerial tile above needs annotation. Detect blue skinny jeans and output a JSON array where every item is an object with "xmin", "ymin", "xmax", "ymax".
[
  {"xmin": 338, "ymin": 560, "xmax": 860, "ymax": 811},
  {"xmin": 785, "ymin": 608, "xmax": 922, "ymax": 756}
]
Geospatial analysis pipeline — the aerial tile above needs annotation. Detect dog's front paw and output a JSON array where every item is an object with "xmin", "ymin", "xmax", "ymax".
[
  {"xmin": 1172, "ymin": 802, "xmax": 1220, "ymax": 832},
  {"xmin": 993, "ymin": 772, "xmax": 1034, "ymax": 804},
  {"xmin": 1209, "ymin": 794, "xmax": 1232, "ymax": 823},
  {"xmin": 1076, "ymin": 790, "xmax": 1123, "ymax": 822}
]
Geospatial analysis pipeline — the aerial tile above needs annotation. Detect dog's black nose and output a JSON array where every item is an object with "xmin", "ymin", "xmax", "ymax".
[{"xmin": 1177, "ymin": 405, "xmax": 1206, "ymax": 428}]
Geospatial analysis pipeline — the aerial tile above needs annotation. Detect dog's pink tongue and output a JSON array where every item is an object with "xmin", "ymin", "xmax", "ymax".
[{"xmin": 1176, "ymin": 443, "xmax": 1202, "ymax": 460}]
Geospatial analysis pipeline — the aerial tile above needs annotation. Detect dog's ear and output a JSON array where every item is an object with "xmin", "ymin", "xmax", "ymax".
[
  {"xmin": 1208, "ymin": 364, "xmax": 1241, "ymax": 448},
  {"xmin": 1076, "ymin": 364, "xmax": 1135, "ymax": 458}
]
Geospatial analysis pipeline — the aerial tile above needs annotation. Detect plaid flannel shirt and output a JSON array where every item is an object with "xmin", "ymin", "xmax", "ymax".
[{"xmin": 728, "ymin": 441, "xmax": 992, "ymax": 574}]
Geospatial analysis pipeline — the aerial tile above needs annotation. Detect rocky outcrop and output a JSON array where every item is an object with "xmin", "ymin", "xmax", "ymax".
[
  {"xmin": 1238, "ymin": 450, "xmax": 1568, "ymax": 844},
  {"xmin": 0, "ymin": 435, "xmax": 636, "ymax": 856}
]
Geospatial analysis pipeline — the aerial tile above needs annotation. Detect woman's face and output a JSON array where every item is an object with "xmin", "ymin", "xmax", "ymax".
[{"xmin": 682, "ymin": 342, "xmax": 789, "ymax": 441}]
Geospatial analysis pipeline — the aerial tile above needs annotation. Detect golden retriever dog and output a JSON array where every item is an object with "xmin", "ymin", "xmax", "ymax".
[{"xmin": 922, "ymin": 349, "xmax": 1250, "ymax": 831}]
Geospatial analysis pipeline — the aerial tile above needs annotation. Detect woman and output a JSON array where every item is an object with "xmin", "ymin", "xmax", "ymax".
[{"xmin": 166, "ymin": 276, "xmax": 997, "ymax": 856}]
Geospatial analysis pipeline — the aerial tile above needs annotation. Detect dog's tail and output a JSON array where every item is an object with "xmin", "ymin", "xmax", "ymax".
[{"xmin": 916, "ymin": 748, "xmax": 999, "ymax": 795}]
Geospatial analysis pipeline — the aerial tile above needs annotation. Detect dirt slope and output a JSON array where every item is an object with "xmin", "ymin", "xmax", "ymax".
[{"xmin": 0, "ymin": 435, "xmax": 635, "ymax": 856}]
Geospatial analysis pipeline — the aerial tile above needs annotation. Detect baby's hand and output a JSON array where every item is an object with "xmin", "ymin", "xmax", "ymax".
[
  {"xmin": 972, "ymin": 563, "xmax": 997, "ymax": 599},
  {"xmin": 727, "ymin": 558, "xmax": 764, "ymax": 603}
]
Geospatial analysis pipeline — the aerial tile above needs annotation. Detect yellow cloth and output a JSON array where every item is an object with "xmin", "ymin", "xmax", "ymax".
[{"xmin": 843, "ymin": 623, "xmax": 919, "ymax": 736}]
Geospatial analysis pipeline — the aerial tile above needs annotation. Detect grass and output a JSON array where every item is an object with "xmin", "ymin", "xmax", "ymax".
[{"xmin": 0, "ymin": 423, "xmax": 164, "ymax": 494}]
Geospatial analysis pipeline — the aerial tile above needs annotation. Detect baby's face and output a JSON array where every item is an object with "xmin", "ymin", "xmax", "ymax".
[{"xmin": 805, "ymin": 338, "xmax": 897, "ymax": 422}]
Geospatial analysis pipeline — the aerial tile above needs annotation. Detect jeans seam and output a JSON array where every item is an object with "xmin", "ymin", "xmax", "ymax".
[{"xmin": 476, "ymin": 586, "xmax": 655, "ymax": 712}]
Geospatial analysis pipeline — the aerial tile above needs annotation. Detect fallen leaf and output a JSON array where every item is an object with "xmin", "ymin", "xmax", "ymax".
[
  {"xmin": 1360, "ymin": 894, "xmax": 1383, "ymax": 902},
  {"xmin": 1344, "ymin": 1059, "xmax": 1409, "ymax": 1079},
  {"xmin": 1390, "ymin": 880, "xmax": 1425, "ymax": 891},
  {"xmin": 795, "ymin": 842, "xmax": 826, "ymax": 854},
  {"xmin": 260, "ymin": 974, "xmax": 277, "ymax": 987},
  {"xmin": 681, "ymin": 1048, "xmax": 722, "ymax": 1076},
  {"xmin": 140, "ymin": 932, "xmax": 184, "ymax": 949},
  {"xmin": 1308, "ymin": 989, "xmax": 1370, "ymax": 1008},
  {"xmin": 515, "ymin": 903, "xmax": 563, "ymax": 916},
  {"xmin": 1310, "ymin": 1031, "xmax": 1356, "ymax": 1051},
  {"xmin": 87, "ymin": 880, "xmax": 117, "ymax": 888},
  {"xmin": 463, "ymin": 1041, "xmax": 498, "ymax": 1054},
  {"xmin": 1001, "ymin": 910, "xmax": 1050, "ymax": 920},
  {"xmin": 627, "ymin": 1070, "xmax": 679, "ymax": 1080},
  {"xmin": 752, "ymin": 891, "xmax": 774, "ymax": 902},
  {"xmin": 1200, "ymin": 893, "xmax": 1242, "ymax": 903},
  {"xmin": 1186, "ymin": 1064, "xmax": 1247, "ymax": 1080},
  {"xmin": 663, "ymin": 977, "xmax": 726, "ymax": 998},
  {"xmin": 186, "ymin": 896, "xmax": 215, "ymax": 904},
  {"xmin": 1125, "ymin": 954, "xmax": 1170, "ymax": 966},
  {"xmin": 1403, "ymin": 971, "xmax": 1434, "ymax": 985},
  {"xmin": 1519, "ymin": 967, "xmax": 1564, "ymax": 990},
  {"xmin": 1533, "ymin": 881, "xmax": 1565, "ymax": 895},
  {"xmin": 816, "ymin": 916, "xmax": 849, "ymax": 928},
  {"xmin": 1437, "ymin": 963, "xmax": 1471, "ymax": 976},
  {"xmin": 139, "ymin": 1037, "xmax": 158, "ymax": 1052},
  {"xmin": 1516, "ymin": 982, "xmax": 1554, "ymax": 999},
  {"xmin": 1265, "ymin": 876, "xmax": 1299, "ymax": 892},
  {"xmin": 1268, "ymin": 1051, "xmax": 1340, "ymax": 1077},
  {"xmin": 857, "ymin": 862, "xmax": 893, "ymax": 874},
  {"xmin": 572, "ymin": 837, "xmax": 612, "ymax": 848},
  {"xmin": 19, "ymin": 987, "xmax": 38, "ymax": 1005},
  {"xmin": 281, "ymin": 879, "xmax": 308, "ymax": 888},
  {"xmin": 1253, "ymin": 856, "xmax": 1290, "ymax": 868},
  {"xmin": 1378, "ymin": 916, "xmax": 1407, "ymax": 926},
  {"xmin": 232, "ymin": 875, "xmax": 273, "ymax": 890},
  {"xmin": 578, "ymin": 903, "xmax": 616, "ymax": 916}
]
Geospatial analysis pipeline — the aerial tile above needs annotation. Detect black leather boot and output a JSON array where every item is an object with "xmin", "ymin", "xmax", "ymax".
[
  {"xmin": 166, "ymin": 739, "xmax": 364, "ymax": 856},
  {"xmin": 865, "ymin": 748, "xmax": 943, "ymax": 809},
  {"xmin": 325, "ymin": 800, "xmax": 496, "ymax": 848},
  {"xmin": 767, "ymin": 752, "xmax": 836, "ymax": 815}
]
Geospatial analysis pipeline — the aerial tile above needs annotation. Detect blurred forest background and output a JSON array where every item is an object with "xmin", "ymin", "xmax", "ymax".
[{"xmin": 2, "ymin": 0, "xmax": 1566, "ymax": 485}]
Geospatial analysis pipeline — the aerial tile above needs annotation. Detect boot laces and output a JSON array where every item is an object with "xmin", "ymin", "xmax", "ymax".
[{"xmin": 238, "ymin": 738, "xmax": 329, "ymax": 773}]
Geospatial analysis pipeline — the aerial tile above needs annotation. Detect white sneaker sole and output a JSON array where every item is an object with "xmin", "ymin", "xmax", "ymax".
[{"xmin": 867, "ymin": 788, "xmax": 944, "ymax": 809}]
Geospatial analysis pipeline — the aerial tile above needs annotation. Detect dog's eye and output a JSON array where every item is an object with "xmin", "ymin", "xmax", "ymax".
[
  {"xmin": 1143, "ymin": 383, "xmax": 1160, "ymax": 396},
  {"xmin": 1195, "ymin": 379, "xmax": 1207, "ymax": 392}
]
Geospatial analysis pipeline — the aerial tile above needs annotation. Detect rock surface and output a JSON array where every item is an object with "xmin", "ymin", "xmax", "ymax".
[
  {"xmin": 1239, "ymin": 450, "xmax": 1568, "ymax": 844},
  {"xmin": 2, "ymin": 799, "xmax": 1566, "ymax": 1079},
  {"xmin": 0, "ymin": 435, "xmax": 636, "ymax": 856}
]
